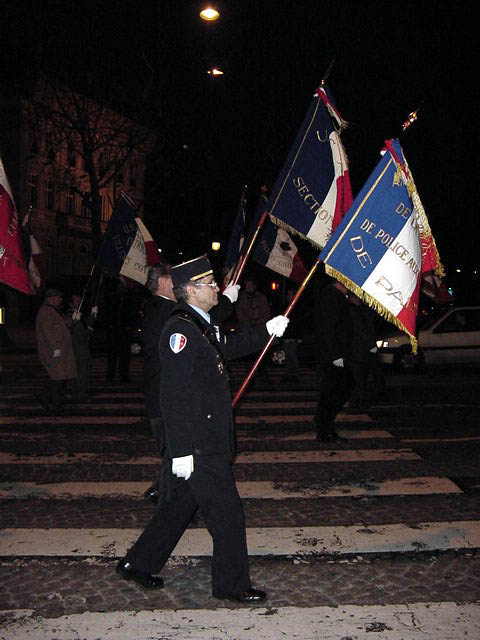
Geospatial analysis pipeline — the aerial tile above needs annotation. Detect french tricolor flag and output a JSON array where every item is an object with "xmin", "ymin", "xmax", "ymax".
[
  {"xmin": 320, "ymin": 139, "xmax": 443, "ymax": 350},
  {"xmin": 97, "ymin": 192, "xmax": 161, "ymax": 286},
  {"xmin": 22, "ymin": 207, "xmax": 45, "ymax": 293},
  {"xmin": 119, "ymin": 216, "xmax": 162, "ymax": 285},
  {"xmin": 267, "ymin": 84, "xmax": 352, "ymax": 249},
  {"xmin": 253, "ymin": 215, "xmax": 308, "ymax": 283}
]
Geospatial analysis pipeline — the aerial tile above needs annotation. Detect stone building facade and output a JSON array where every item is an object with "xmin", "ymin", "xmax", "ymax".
[{"xmin": 1, "ymin": 78, "xmax": 155, "ymax": 281}]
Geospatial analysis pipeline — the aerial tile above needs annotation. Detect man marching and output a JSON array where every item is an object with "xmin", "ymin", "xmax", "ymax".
[{"xmin": 117, "ymin": 255, "xmax": 289, "ymax": 603}]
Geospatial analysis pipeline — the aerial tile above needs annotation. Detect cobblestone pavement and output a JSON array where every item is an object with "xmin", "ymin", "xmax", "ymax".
[{"xmin": 1, "ymin": 352, "xmax": 480, "ymax": 638}]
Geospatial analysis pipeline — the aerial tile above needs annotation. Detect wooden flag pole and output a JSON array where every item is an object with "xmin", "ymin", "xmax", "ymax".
[
  {"xmin": 232, "ymin": 257, "xmax": 321, "ymax": 408},
  {"xmin": 231, "ymin": 209, "xmax": 268, "ymax": 286}
]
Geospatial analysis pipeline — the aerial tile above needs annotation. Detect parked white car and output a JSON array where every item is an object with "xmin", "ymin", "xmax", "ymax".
[{"xmin": 377, "ymin": 306, "xmax": 480, "ymax": 370}]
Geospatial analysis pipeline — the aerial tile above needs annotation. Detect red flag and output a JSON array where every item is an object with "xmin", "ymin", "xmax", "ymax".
[
  {"xmin": 136, "ymin": 217, "xmax": 161, "ymax": 266},
  {"xmin": 22, "ymin": 207, "xmax": 45, "ymax": 293},
  {"xmin": 0, "ymin": 157, "xmax": 31, "ymax": 294}
]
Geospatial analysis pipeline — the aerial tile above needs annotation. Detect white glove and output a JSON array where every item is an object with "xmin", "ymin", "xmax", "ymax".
[
  {"xmin": 172, "ymin": 455, "xmax": 194, "ymax": 480},
  {"xmin": 266, "ymin": 315, "xmax": 290, "ymax": 338},
  {"xmin": 53, "ymin": 349, "xmax": 61, "ymax": 358},
  {"xmin": 91, "ymin": 305, "xmax": 98, "ymax": 317},
  {"xmin": 72, "ymin": 310, "xmax": 82, "ymax": 321},
  {"xmin": 222, "ymin": 282, "xmax": 240, "ymax": 303}
]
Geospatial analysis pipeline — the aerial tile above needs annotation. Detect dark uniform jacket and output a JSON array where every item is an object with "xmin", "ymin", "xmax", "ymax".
[
  {"xmin": 65, "ymin": 310, "xmax": 96, "ymax": 362},
  {"xmin": 314, "ymin": 283, "xmax": 353, "ymax": 364},
  {"xmin": 142, "ymin": 295, "xmax": 176, "ymax": 418},
  {"xmin": 143, "ymin": 295, "xmax": 234, "ymax": 419},
  {"xmin": 159, "ymin": 301, "xmax": 268, "ymax": 460},
  {"xmin": 349, "ymin": 302, "xmax": 377, "ymax": 363}
]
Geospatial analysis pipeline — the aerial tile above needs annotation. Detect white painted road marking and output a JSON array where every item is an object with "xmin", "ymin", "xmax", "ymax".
[
  {"xmin": 236, "ymin": 413, "xmax": 371, "ymax": 423},
  {"xmin": 0, "ymin": 412, "xmax": 370, "ymax": 425},
  {"xmin": 0, "ymin": 429, "xmax": 393, "ymax": 442},
  {"xmin": 0, "ymin": 477, "xmax": 461, "ymax": 500},
  {"xmin": 2, "ymin": 521, "xmax": 479, "ymax": 557},
  {"xmin": 0, "ymin": 416, "xmax": 143, "ymax": 425},
  {"xmin": 2, "ymin": 602, "xmax": 479, "ymax": 640},
  {"xmin": 235, "ymin": 449, "xmax": 420, "ymax": 463},
  {"xmin": 0, "ymin": 448, "xmax": 421, "ymax": 465},
  {"xmin": 402, "ymin": 436, "xmax": 480, "ymax": 443}
]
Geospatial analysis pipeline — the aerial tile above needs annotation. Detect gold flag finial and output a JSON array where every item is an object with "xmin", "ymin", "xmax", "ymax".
[{"xmin": 402, "ymin": 108, "xmax": 420, "ymax": 132}]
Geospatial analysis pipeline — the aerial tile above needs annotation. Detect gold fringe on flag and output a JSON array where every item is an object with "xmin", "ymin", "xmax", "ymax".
[
  {"xmin": 389, "ymin": 148, "xmax": 444, "ymax": 278},
  {"xmin": 324, "ymin": 103, "xmax": 348, "ymax": 133},
  {"xmin": 405, "ymin": 167, "xmax": 445, "ymax": 277},
  {"xmin": 269, "ymin": 214, "xmax": 330, "ymax": 250}
]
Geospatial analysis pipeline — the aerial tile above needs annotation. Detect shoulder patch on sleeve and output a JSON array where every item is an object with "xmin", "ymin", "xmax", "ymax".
[{"xmin": 169, "ymin": 333, "xmax": 187, "ymax": 353}]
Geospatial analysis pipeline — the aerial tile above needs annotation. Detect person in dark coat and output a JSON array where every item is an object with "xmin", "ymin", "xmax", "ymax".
[
  {"xmin": 142, "ymin": 263, "xmax": 241, "ymax": 504},
  {"xmin": 117, "ymin": 255, "xmax": 289, "ymax": 603},
  {"xmin": 236, "ymin": 277, "xmax": 270, "ymax": 330},
  {"xmin": 348, "ymin": 294, "xmax": 378, "ymax": 409},
  {"xmin": 142, "ymin": 264, "xmax": 177, "ymax": 451},
  {"xmin": 103, "ymin": 276, "xmax": 138, "ymax": 383},
  {"xmin": 65, "ymin": 294, "xmax": 97, "ymax": 400},
  {"xmin": 36, "ymin": 288, "xmax": 77, "ymax": 413},
  {"xmin": 313, "ymin": 277, "xmax": 354, "ymax": 443},
  {"xmin": 279, "ymin": 287, "xmax": 306, "ymax": 383}
]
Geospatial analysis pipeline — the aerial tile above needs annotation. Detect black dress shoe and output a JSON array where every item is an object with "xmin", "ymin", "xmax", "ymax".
[
  {"xmin": 116, "ymin": 560, "xmax": 164, "ymax": 589},
  {"xmin": 143, "ymin": 485, "xmax": 160, "ymax": 505},
  {"xmin": 317, "ymin": 431, "xmax": 348, "ymax": 443},
  {"xmin": 213, "ymin": 588, "xmax": 267, "ymax": 603}
]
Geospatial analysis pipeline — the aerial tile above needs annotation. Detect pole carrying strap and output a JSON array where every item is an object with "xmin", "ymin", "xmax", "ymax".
[{"xmin": 171, "ymin": 310, "xmax": 228, "ymax": 378}]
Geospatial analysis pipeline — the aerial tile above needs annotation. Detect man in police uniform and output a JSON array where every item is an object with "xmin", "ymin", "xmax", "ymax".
[
  {"xmin": 142, "ymin": 262, "xmax": 241, "ymax": 504},
  {"xmin": 117, "ymin": 255, "xmax": 289, "ymax": 603}
]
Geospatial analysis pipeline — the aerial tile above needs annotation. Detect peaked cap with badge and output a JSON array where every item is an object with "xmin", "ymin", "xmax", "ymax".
[{"xmin": 170, "ymin": 255, "xmax": 213, "ymax": 289}]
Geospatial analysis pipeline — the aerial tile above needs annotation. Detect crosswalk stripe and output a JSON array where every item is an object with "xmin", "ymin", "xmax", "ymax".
[
  {"xmin": 0, "ymin": 477, "xmax": 461, "ymax": 500},
  {"xmin": 0, "ymin": 416, "xmax": 142, "ymax": 425},
  {"xmin": 0, "ymin": 413, "xmax": 370, "ymax": 425},
  {"xmin": 247, "ymin": 429, "xmax": 392, "ymax": 440},
  {"xmin": 2, "ymin": 521, "xmax": 479, "ymax": 557},
  {"xmin": 2, "ymin": 602, "xmax": 479, "ymax": 639},
  {"xmin": 401, "ymin": 436, "xmax": 480, "ymax": 443},
  {"xmin": 235, "ymin": 449, "xmax": 419, "ymax": 462},
  {"xmin": 0, "ymin": 429, "xmax": 392, "ymax": 443},
  {"xmin": 237, "ymin": 401, "xmax": 317, "ymax": 408},
  {"xmin": 0, "ymin": 449, "xmax": 421, "ymax": 465},
  {"xmin": 236, "ymin": 413, "xmax": 371, "ymax": 423}
]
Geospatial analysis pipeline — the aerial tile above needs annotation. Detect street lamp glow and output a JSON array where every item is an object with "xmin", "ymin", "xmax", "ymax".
[
  {"xmin": 200, "ymin": 7, "xmax": 220, "ymax": 21},
  {"xmin": 211, "ymin": 241, "xmax": 221, "ymax": 252},
  {"xmin": 207, "ymin": 67, "xmax": 224, "ymax": 76}
]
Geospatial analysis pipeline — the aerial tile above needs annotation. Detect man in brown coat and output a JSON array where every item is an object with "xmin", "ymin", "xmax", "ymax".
[{"xmin": 36, "ymin": 288, "xmax": 77, "ymax": 413}]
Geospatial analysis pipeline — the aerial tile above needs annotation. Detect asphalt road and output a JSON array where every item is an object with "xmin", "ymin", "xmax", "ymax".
[{"xmin": 0, "ymin": 351, "xmax": 479, "ymax": 639}]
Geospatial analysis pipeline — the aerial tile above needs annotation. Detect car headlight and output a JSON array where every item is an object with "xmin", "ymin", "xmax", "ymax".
[{"xmin": 376, "ymin": 339, "xmax": 388, "ymax": 349}]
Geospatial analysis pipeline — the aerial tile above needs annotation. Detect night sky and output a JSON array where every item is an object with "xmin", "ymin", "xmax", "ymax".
[{"xmin": 2, "ymin": 0, "xmax": 478, "ymax": 279}]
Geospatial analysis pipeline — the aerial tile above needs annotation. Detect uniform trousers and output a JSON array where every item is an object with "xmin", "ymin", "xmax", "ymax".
[
  {"xmin": 315, "ymin": 363, "xmax": 354, "ymax": 437},
  {"xmin": 73, "ymin": 357, "xmax": 90, "ymax": 399},
  {"xmin": 124, "ymin": 454, "xmax": 251, "ymax": 596}
]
